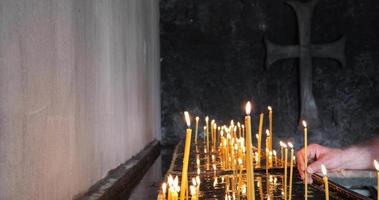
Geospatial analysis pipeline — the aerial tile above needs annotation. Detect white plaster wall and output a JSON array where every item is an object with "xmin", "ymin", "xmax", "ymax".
[{"xmin": 0, "ymin": 0, "xmax": 160, "ymax": 199}]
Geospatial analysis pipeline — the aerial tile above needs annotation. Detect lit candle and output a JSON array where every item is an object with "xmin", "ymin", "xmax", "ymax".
[
  {"xmin": 280, "ymin": 141, "xmax": 284, "ymax": 167},
  {"xmin": 374, "ymin": 160, "xmax": 379, "ymax": 200},
  {"xmin": 273, "ymin": 150, "xmax": 277, "ymax": 167},
  {"xmin": 265, "ymin": 129, "xmax": 270, "ymax": 168},
  {"xmin": 190, "ymin": 185, "xmax": 197, "ymax": 200},
  {"xmin": 162, "ymin": 182, "xmax": 167, "ymax": 200},
  {"xmin": 196, "ymin": 176, "xmax": 201, "ymax": 196},
  {"xmin": 321, "ymin": 164, "xmax": 329, "ymax": 200},
  {"xmin": 258, "ymin": 113, "xmax": 264, "ymax": 168},
  {"xmin": 237, "ymin": 122, "xmax": 241, "ymax": 138},
  {"xmin": 288, "ymin": 142, "xmax": 294, "ymax": 200},
  {"xmin": 242, "ymin": 124, "xmax": 245, "ymax": 138},
  {"xmin": 173, "ymin": 176, "xmax": 180, "ymax": 200},
  {"xmin": 195, "ymin": 116, "xmax": 199, "ymax": 144},
  {"xmin": 303, "ymin": 120, "xmax": 308, "ymax": 200},
  {"xmin": 267, "ymin": 106, "xmax": 273, "ymax": 152},
  {"xmin": 281, "ymin": 143, "xmax": 288, "ymax": 200},
  {"xmin": 213, "ymin": 122, "xmax": 217, "ymax": 151},
  {"xmin": 245, "ymin": 101, "xmax": 256, "ymax": 200},
  {"xmin": 205, "ymin": 116, "xmax": 209, "ymax": 153},
  {"xmin": 180, "ymin": 111, "xmax": 192, "ymax": 200},
  {"xmin": 211, "ymin": 119, "xmax": 215, "ymax": 151}
]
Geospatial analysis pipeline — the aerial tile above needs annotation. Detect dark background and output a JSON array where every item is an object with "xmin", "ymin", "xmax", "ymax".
[{"xmin": 160, "ymin": 0, "xmax": 379, "ymax": 148}]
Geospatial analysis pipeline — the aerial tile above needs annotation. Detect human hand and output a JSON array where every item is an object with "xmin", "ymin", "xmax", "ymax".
[{"xmin": 297, "ymin": 144, "xmax": 345, "ymax": 183}]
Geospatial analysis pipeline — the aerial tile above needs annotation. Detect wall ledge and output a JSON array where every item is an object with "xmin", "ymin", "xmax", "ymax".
[{"xmin": 76, "ymin": 140, "xmax": 161, "ymax": 200}]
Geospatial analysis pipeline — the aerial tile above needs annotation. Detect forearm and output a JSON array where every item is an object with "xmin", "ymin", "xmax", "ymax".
[{"xmin": 341, "ymin": 136, "xmax": 379, "ymax": 170}]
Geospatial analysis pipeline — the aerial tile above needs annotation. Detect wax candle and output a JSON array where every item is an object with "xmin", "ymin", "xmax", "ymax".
[
  {"xmin": 374, "ymin": 160, "xmax": 379, "ymax": 200},
  {"xmin": 174, "ymin": 176, "xmax": 180, "ymax": 200},
  {"xmin": 265, "ymin": 129, "xmax": 270, "ymax": 168},
  {"xmin": 211, "ymin": 119, "xmax": 215, "ymax": 150},
  {"xmin": 206, "ymin": 116, "xmax": 209, "ymax": 153},
  {"xmin": 162, "ymin": 182, "xmax": 167, "ymax": 200},
  {"xmin": 258, "ymin": 113, "xmax": 264, "ymax": 167},
  {"xmin": 321, "ymin": 164, "xmax": 329, "ymax": 200},
  {"xmin": 280, "ymin": 141, "xmax": 284, "ymax": 167},
  {"xmin": 237, "ymin": 122, "xmax": 241, "ymax": 138},
  {"xmin": 213, "ymin": 122, "xmax": 217, "ymax": 151},
  {"xmin": 180, "ymin": 112, "xmax": 192, "ymax": 200},
  {"xmin": 245, "ymin": 101, "xmax": 256, "ymax": 200},
  {"xmin": 195, "ymin": 116, "xmax": 199, "ymax": 144},
  {"xmin": 273, "ymin": 150, "xmax": 277, "ymax": 167},
  {"xmin": 196, "ymin": 176, "xmax": 201, "ymax": 195},
  {"xmin": 303, "ymin": 120, "xmax": 308, "ymax": 200},
  {"xmin": 242, "ymin": 124, "xmax": 245, "ymax": 138},
  {"xmin": 267, "ymin": 106, "xmax": 273, "ymax": 152},
  {"xmin": 190, "ymin": 185, "xmax": 197, "ymax": 200},
  {"xmin": 288, "ymin": 142, "xmax": 294, "ymax": 200},
  {"xmin": 282, "ymin": 143, "xmax": 288, "ymax": 200}
]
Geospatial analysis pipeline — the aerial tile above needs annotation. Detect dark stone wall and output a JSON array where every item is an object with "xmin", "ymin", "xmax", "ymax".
[{"xmin": 160, "ymin": 0, "xmax": 379, "ymax": 147}]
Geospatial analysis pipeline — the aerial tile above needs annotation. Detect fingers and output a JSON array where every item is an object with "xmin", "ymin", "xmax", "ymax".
[{"xmin": 307, "ymin": 159, "xmax": 323, "ymax": 174}]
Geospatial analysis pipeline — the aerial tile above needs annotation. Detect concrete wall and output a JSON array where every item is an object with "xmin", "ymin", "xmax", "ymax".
[{"xmin": 0, "ymin": 0, "xmax": 160, "ymax": 199}]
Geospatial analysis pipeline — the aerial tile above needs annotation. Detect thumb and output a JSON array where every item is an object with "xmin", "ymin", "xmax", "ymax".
[{"xmin": 307, "ymin": 159, "xmax": 325, "ymax": 174}]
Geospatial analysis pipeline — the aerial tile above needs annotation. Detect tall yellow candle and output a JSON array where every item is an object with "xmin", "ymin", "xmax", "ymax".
[
  {"xmin": 280, "ymin": 141, "xmax": 284, "ymax": 167},
  {"xmin": 205, "ymin": 116, "xmax": 209, "ymax": 153},
  {"xmin": 237, "ymin": 122, "xmax": 241, "ymax": 138},
  {"xmin": 195, "ymin": 116, "xmax": 199, "ymax": 144},
  {"xmin": 258, "ymin": 113, "xmax": 264, "ymax": 167},
  {"xmin": 374, "ymin": 160, "xmax": 379, "ymax": 200},
  {"xmin": 211, "ymin": 119, "xmax": 215, "ymax": 150},
  {"xmin": 288, "ymin": 143, "xmax": 294, "ymax": 200},
  {"xmin": 265, "ymin": 129, "xmax": 270, "ymax": 168},
  {"xmin": 302, "ymin": 120, "xmax": 308, "ymax": 200},
  {"xmin": 190, "ymin": 185, "xmax": 198, "ymax": 200},
  {"xmin": 282, "ymin": 143, "xmax": 288, "ymax": 200},
  {"xmin": 321, "ymin": 165, "xmax": 329, "ymax": 200},
  {"xmin": 273, "ymin": 150, "xmax": 277, "ymax": 167},
  {"xmin": 245, "ymin": 101, "xmax": 256, "ymax": 200},
  {"xmin": 180, "ymin": 111, "xmax": 192, "ymax": 200},
  {"xmin": 242, "ymin": 124, "xmax": 245, "ymax": 138},
  {"xmin": 267, "ymin": 106, "xmax": 273, "ymax": 152},
  {"xmin": 213, "ymin": 123, "xmax": 217, "ymax": 151},
  {"xmin": 162, "ymin": 182, "xmax": 167, "ymax": 200}
]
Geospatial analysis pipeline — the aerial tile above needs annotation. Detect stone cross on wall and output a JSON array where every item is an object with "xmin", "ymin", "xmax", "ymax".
[{"xmin": 265, "ymin": 0, "xmax": 345, "ymax": 129}]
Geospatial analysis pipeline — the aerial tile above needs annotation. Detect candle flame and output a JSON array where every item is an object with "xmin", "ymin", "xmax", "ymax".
[
  {"xmin": 302, "ymin": 120, "xmax": 307, "ymax": 128},
  {"xmin": 234, "ymin": 126, "xmax": 237, "ymax": 132},
  {"xmin": 374, "ymin": 160, "xmax": 379, "ymax": 171},
  {"xmin": 205, "ymin": 116, "xmax": 209, "ymax": 122},
  {"xmin": 230, "ymin": 120, "xmax": 234, "ymax": 126},
  {"xmin": 168, "ymin": 175, "xmax": 174, "ymax": 186},
  {"xmin": 184, "ymin": 111, "xmax": 191, "ymax": 127},
  {"xmin": 321, "ymin": 164, "xmax": 327, "ymax": 176},
  {"xmin": 203, "ymin": 126, "xmax": 206, "ymax": 130},
  {"xmin": 211, "ymin": 119, "xmax": 215, "ymax": 124},
  {"xmin": 237, "ymin": 122, "xmax": 241, "ymax": 127},
  {"xmin": 279, "ymin": 141, "xmax": 284, "ymax": 146},
  {"xmin": 174, "ymin": 176, "xmax": 179, "ymax": 186},
  {"xmin": 288, "ymin": 142, "xmax": 293, "ymax": 148},
  {"xmin": 273, "ymin": 150, "xmax": 277, "ymax": 156},
  {"xmin": 162, "ymin": 182, "xmax": 167, "ymax": 193},
  {"xmin": 220, "ymin": 130, "xmax": 224, "ymax": 137},
  {"xmin": 268, "ymin": 106, "xmax": 272, "ymax": 111},
  {"xmin": 266, "ymin": 129, "xmax": 270, "ymax": 136},
  {"xmin": 214, "ymin": 123, "xmax": 217, "ymax": 129},
  {"xmin": 190, "ymin": 185, "xmax": 196, "ymax": 195},
  {"xmin": 192, "ymin": 178, "xmax": 197, "ymax": 186},
  {"xmin": 280, "ymin": 142, "xmax": 287, "ymax": 148},
  {"xmin": 195, "ymin": 116, "xmax": 199, "ymax": 121},
  {"xmin": 241, "ymin": 124, "xmax": 245, "ymax": 129},
  {"xmin": 245, "ymin": 101, "xmax": 251, "ymax": 115},
  {"xmin": 196, "ymin": 176, "xmax": 201, "ymax": 185},
  {"xmin": 256, "ymin": 134, "xmax": 259, "ymax": 139}
]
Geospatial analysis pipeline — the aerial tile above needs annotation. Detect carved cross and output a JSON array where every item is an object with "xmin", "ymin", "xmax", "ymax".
[{"xmin": 265, "ymin": 0, "xmax": 345, "ymax": 129}]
